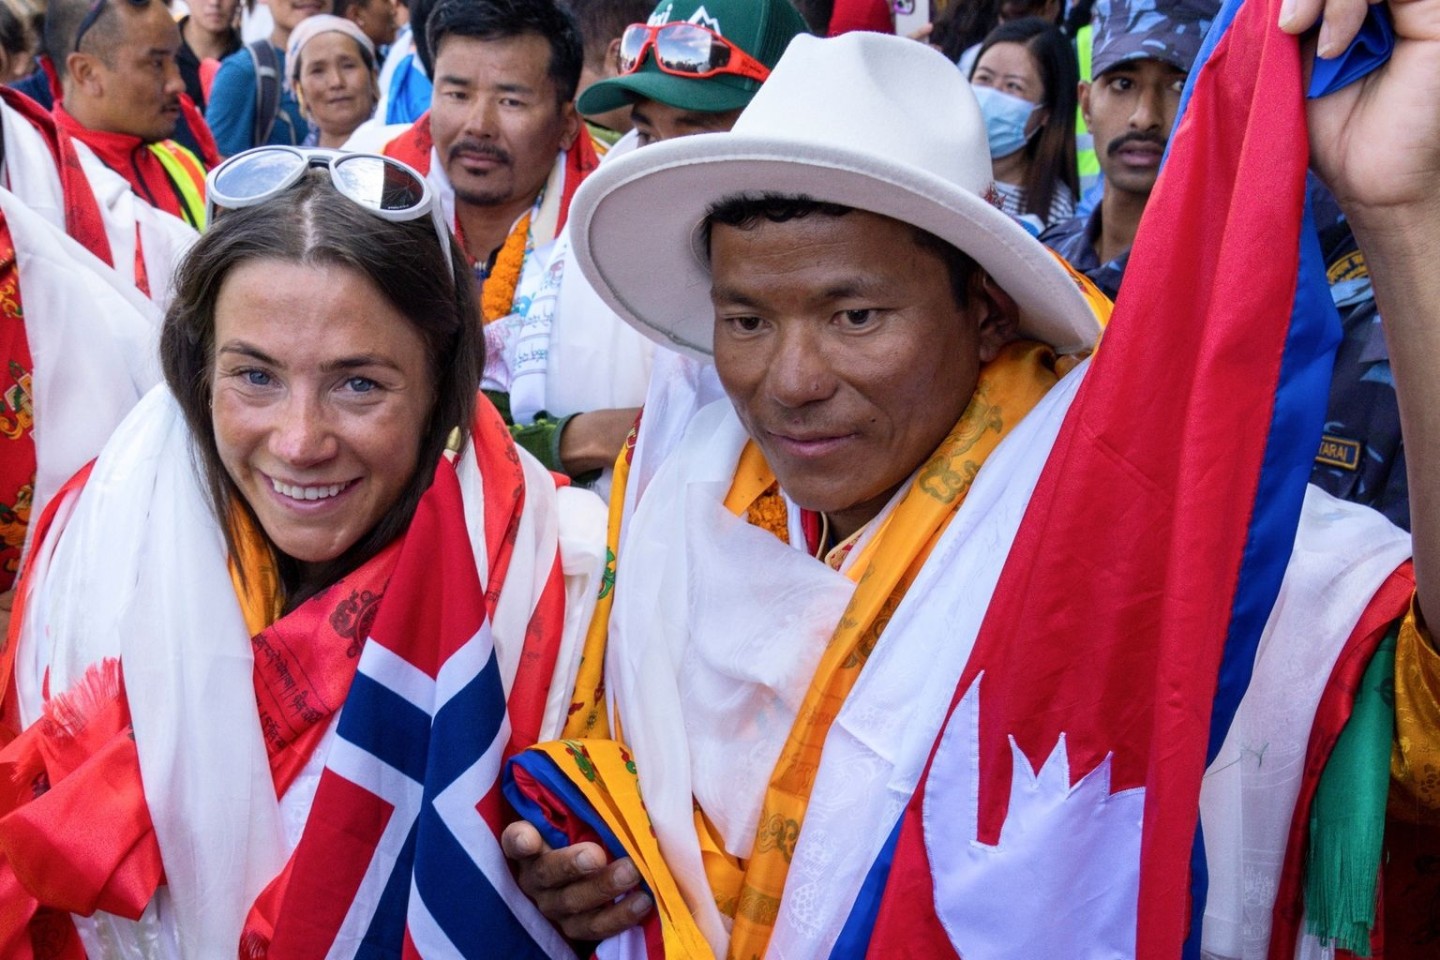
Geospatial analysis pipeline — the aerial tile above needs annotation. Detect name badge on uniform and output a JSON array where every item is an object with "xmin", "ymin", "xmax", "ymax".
[{"xmin": 1315, "ymin": 435, "xmax": 1361, "ymax": 471}]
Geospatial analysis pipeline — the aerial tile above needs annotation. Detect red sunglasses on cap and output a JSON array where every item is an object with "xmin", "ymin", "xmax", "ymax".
[{"xmin": 619, "ymin": 22, "xmax": 771, "ymax": 83}]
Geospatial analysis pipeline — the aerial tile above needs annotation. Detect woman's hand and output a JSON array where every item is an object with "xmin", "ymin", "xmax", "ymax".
[{"xmin": 500, "ymin": 821, "xmax": 653, "ymax": 941}]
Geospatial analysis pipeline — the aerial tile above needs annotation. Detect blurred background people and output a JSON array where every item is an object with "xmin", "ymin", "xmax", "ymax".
[
  {"xmin": 1040, "ymin": 0, "xmax": 1210, "ymax": 295},
  {"xmin": 564, "ymin": 0, "xmax": 650, "ymax": 148},
  {"xmin": 334, "ymin": 0, "xmax": 396, "ymax": 48},
  {"xmin": 177, "ymin": 0, "xmax": 242, "ymax": 107},
  {"xmin": 970, "ymin": 16, "xmax": 1078, "ymax": 233},
  {"xmin": 51, "ymin": 0, "xmax": 211, "ymax": 229},
  {"xmin": 0, "ymin": 0, "xmax": 35, "ymax": 81},
  {"xmin": 206, "ymin": 0, "xmax": 333, "ymax": 155},
  {"xmin": 288, "ymin": 12, "xmax": 376, "ymax": 146}
]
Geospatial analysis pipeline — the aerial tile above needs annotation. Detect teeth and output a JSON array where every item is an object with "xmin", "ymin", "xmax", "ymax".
[{"xmin": 271, "ymin": 478, "xmax": 349, "ymax": 501}]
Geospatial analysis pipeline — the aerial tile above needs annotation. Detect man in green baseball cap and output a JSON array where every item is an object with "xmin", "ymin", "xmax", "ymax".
[
  {"xmin": 489, "ymin": 0, "xmax": 809, "ymax": 492},
  {"xmin": 575, "ymin": 0, "xmax": 810, "ymax": 145}
]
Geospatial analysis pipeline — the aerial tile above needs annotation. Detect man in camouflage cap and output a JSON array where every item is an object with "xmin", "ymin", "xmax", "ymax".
[{"xmin": 1040, "ymin": 0, "xmax": 1218, "ymax": 298}]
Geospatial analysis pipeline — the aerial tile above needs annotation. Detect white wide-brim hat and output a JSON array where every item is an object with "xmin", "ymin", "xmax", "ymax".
[{"xmin": 568, "ymin": 32, "xmax": 1101, "ymax": 362}]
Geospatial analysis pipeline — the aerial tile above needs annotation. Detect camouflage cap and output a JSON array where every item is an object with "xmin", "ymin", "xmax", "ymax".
[{"xmin": 1090, "ymin": 0, "xmax": 1220, "ymax": 77}]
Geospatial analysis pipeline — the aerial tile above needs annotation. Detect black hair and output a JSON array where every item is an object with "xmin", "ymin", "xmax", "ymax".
[
  {"xmin": 972, "ymin": 16, "xmax": 1079, "ymax": 223},
  {"xmin": 932, "ymin": 0, "xmax": 999, "ymax": 63},
  {"xmin": 45, "ymin": 0, "xmax": 95, "ymax": 79},
  {"xmin": 703, "ymin": 193, "xmax": 982, "ymax": 312},
  {"xmin": 0, "ymin": 2, "xmax": 31, "ymax": 61},
  {"xmin": 560, "ymin": 0, "xmax": 651, "ymax": 67},
  {"xmin": 790, "ymin": 0, "xmax": 833, "ymax": 34},
  {"xmin": 425, "ymin": 0, "xmax": 583, "ymax": 103},
  {"xmin": 160, "ymin": 171, "xmax": 481, "ymax": 610}
]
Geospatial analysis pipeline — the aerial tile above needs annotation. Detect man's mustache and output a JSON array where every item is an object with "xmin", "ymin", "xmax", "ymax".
[
  {"xmin": 448, "ymin": 140, "xmax": 512, "ymax": 166},
  {"xmin": 1106, "ymin": 131, "xmax": 1168, "ymax": 156}
]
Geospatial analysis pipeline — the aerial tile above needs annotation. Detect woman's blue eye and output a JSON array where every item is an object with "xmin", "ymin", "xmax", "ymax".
[
  {"xmin": 243, "ymin": 369, "xmax": 272, "ymax": 386},
  {"xmin": 346, "ymin": 376, "xmax": 379, "ymax": 393}
]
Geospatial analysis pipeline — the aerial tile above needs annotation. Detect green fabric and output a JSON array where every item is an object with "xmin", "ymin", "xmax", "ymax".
[
  {"xmin": 1075, "ymin": 26, "xmax": 1099, "ymax": 182},
  {"xmin": 1304, "ymin": 626, "xmax": 1398, "ymax": 957},
  {"xmin": 482, "ymin": 389, "xmax": 573, "ymax": 475}
]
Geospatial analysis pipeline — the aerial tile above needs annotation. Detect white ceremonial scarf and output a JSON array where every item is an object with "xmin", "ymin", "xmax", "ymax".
[
  {"xmin": 67, "ymin": 139, "xmax": 198, "ymax": 311},
  {"xmin": 0, "ymin": 186, "xmax": 161, "ymax": 531},
  {"xmin": 1199, "ymin": 486, "xmax": 1411, "ymax": 960},
  {"xmin": 0, "ymin": 100, "xmax": 69, "ymax": 233},
  {"xmin": 14, "ymin": 386, "xmax": 606, "ymax": 958},
  {"xmin": 605, "ymin": 355, "xmax": 1410, "ymax": 959},
  {"xmin": 606, "ymin": 361, "xmax": 1087, "ymax": 954}
]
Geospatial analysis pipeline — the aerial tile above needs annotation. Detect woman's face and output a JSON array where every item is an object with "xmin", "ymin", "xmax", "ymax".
[
  {"xmin": 192, "ymin": 0, "xmax": 240, "ymax": 35},
  {"xmin": 270, "ymin": 0, "xmax": 331, "ymax": 36},
  {"xmin": 972, "ymin": 41, "xmax": 1048, "ymax": 128},
  {"xmin": 298, "ymin": 33, "xmax": 376, "ymax": 139},
  {"xmin": 210, "ymin": 259, "xmax": 433, "ymax": 572}
]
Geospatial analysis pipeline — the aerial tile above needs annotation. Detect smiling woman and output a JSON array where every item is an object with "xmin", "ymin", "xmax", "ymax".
[{"xmin": 0, "ymin": 150, "xmax": 606, "ymax": 954}]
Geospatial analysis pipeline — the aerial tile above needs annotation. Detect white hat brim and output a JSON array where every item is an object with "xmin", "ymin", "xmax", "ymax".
[{"xmin": 570, "ymin": 132, "xmax": 1101, "ymax": 362}]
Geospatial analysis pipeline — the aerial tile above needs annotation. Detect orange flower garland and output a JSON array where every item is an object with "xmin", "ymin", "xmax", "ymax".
[{"xmin": 480, "ymin": 213, "xmax": 531, "ymax": 325}]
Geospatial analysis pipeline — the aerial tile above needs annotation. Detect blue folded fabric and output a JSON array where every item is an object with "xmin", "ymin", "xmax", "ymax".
[{"xmin": 1308, "ymin": 6, "xmax": 1394, "ymax": 98}]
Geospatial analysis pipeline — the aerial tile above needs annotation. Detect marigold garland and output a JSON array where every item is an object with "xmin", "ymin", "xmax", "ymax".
[
  {"xmin": 480, "ymin": 213, "xmax": 531, "ymax": 325},
  {"xmin": 745, "ymin": 481, "xmax": 790, "ymax": 545}
]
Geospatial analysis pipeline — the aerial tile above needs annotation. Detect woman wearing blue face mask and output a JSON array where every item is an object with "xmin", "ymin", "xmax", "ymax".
[{"xmin": 970, "ymin": 17, "xmax": 1080, "ymax": 234}]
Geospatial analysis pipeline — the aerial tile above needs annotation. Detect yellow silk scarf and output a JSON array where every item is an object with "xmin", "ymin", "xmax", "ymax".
[
  {"xmin": 226, "ymin": 507, "xmax": 284, "ymax": 636},
  {"xmin": 1391, "ymin": 604, "xmax": 1440, "ymax": 821}
]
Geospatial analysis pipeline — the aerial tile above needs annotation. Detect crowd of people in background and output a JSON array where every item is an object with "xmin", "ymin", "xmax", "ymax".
[{"xmin": 0, "ymin": 0, "xmax": 1432, "ymax": 955}]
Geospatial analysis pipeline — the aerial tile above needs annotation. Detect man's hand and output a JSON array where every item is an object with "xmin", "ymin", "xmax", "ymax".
[
  {"xmin": 1282, "ymin": 0, "xmax": 1440, "ymax": 620},
  {"xmin": 1282, "ymin": 0, "xmax": 1440, "ymax": 224},
  {"xmin": 558, "ymin": 407, "xmax": 643, "ymax": 477},
  {"xmin": 500, "ymin": 821, "xmax": 653, "ymax": 941}
]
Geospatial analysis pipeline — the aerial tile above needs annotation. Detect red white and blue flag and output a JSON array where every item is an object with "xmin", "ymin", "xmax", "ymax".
[
  {"xmin": 835, "ymin": 0, "xmax": 1393, "ymax": 957},
  {"xmin": 254, "ymin": 459, "xmax": 575, "ymax": 959}
]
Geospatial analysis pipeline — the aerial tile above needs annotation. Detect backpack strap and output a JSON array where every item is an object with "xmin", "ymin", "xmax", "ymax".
[{"xmin": 246, "ymin": 40, "xmax": 281, "ymax": 147}]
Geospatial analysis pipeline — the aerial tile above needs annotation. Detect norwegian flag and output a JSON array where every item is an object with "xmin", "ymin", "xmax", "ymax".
[{"xmin": 256, "ymin": 459, "xmax": 575, "ymax": 959}]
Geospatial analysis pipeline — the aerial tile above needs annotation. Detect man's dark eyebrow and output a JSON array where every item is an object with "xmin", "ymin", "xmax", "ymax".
[{"xmin": 436, "ymin": 73, "xmax": 476, "ymax": 88}]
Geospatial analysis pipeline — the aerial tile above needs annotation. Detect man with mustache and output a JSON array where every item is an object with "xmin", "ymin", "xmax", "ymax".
[
  {"xmin": 383, "ymin": 0, "xmax": 596, "ymax": 330},
  {"xmin": 49, "ymin": 0, "xmax": 210, "ymax": 233},
  {"xmin": 1040, "ymin": 0, "xmax": 1213, "ymax": 299}
]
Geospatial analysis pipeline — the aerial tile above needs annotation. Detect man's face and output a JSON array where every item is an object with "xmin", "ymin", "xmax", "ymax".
[
  {"xmin": 83, "ymin": 5, "xmax": 186, "ymax": 142},
  {"xmin": 630, "ymin": 97, "xmax": 742, "ymax": 146},
  {"xmin": 350, "ymin": 0, "xmax": 398, "ymax": 48},
  {"xmin": 711, "ymin": 209, "xmax": 1010, "ymax": 539},
  {"xmin": 1081, "ymin": 58, "xmax": 1187, "ymax": 199},
  {"xmin": 270, "ymin": 0, "xmax": 331, "ymax": 34},
  {"xmin": 430, "ymin": 33, "xmax": 579, "ymax": 210}
]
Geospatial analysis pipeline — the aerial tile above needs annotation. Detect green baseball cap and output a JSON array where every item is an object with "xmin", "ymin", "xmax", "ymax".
[{"xmin": 576, "ymin": 0, "xmax": 811, "ymax": 116}]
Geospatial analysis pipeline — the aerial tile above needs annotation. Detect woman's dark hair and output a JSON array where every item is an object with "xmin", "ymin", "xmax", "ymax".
[
  {"xmin": 160, "ymin": 172, "xmax": 481, "ymax": 609},
  {"xmin": 932, "ymin": 0, "xmax": 1000, "ymax": 63},
  {"xmin": 972, "ymin": 17, "xmax": 1078, "ymax": 223},
  {"xmin": 0, "ymin": 2, "xmax": 30, "ymax": 63}
]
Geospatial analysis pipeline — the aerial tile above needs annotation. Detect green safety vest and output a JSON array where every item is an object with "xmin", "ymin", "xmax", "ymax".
[{"xmin": 1074, "ymin": 25, "xmax": 1100, "ymax": 195}]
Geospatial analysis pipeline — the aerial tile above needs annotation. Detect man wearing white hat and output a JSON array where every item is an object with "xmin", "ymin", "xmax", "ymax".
[{"xmin": 501, "ymin": 4, "xmax": 1440, "ymax": 955}]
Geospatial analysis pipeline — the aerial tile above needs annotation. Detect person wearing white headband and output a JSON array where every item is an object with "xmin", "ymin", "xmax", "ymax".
[{"xmin": 287, "ymin": 13, "xmax": 379, "ymax": 148}]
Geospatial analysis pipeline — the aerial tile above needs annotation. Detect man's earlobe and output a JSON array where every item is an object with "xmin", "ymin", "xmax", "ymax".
[
  {"xmin": 605, "ymin": 37, "xmax": 623, "ymax": 78},
  {"xmin": 560, "ymin": 101, "xmax": 581, "ymax": 150},
  {"xmin": 1078, "ymin": 81, "xmax": 1092, "ymax": 127},
  {"xmin": 975, "ymin": 273, "xmax": 1022, "ymax": 361}
]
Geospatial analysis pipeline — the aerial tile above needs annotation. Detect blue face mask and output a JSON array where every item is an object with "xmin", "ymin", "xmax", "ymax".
[{"xmin": 971, "ymin": 85, "xmax": 1042, "ymax": 160}]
